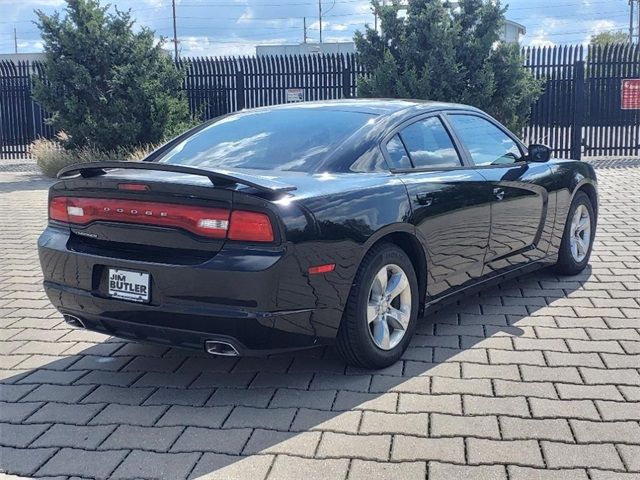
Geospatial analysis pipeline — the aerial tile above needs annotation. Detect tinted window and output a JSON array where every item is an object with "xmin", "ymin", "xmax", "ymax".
[
  {"xmin": 386, "ymin": 134, "xmax": 411, "ymax": 169},
  {"xmin": 448, "ymin": 115, "xmax": 523, "ymax": 166},
  {"xmin": 157, "ymin": 108, "xmax": 376, "ymax": 172},
  {"xmin": 399, "ymin": 117, "xmax": 461, "ymax": 168}
]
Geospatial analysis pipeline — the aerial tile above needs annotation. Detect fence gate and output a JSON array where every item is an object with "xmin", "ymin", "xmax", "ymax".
[
  {"xmin": 523, "ymin": 43, "xmax": 640, "ymax": 159},
  {"xmin": 584, "ymin": 44, "xmax": 640, "ymax": 157}
]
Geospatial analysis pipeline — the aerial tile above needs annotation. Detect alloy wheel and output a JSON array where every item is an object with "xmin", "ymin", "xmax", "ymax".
[
  {"xmin": 570, "ymin": 204, "xmax": 591, "ymax": 263},
  {"xmin": 366, "ymin": 263, "xmax": 412, "ymax": 351}
]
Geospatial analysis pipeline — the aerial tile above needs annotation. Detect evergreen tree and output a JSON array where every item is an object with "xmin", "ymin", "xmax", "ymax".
[
  {"xmin": 34, "ymin": 0, "xmax": 192, "ymax": 151},
  {"xmin": 355, "ymin": 0, "xmax": 542, "ymax": 132}
]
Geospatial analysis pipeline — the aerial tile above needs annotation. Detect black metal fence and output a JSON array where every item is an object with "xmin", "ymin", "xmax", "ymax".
[
  {"xmin": 178, "ymin": 54, "xmax": 364, "ymax": 121},
  {"xmin": 1, "ymin": 45, "xmax": 639, "ymax": 159},
  {"xmin": 0, "ymin": 60, "xmax": 54, "ymax": 159},
  {"xmin": 521, "ymin": 43, "xmax": 640, "ymax": 158}
]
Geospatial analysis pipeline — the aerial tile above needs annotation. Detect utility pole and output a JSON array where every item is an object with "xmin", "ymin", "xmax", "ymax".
[
  {"xmin": 303, "ymin": 17, "xmax": 307, "ymax": 43},
  {"xmin": 13, "ymin": 27, "xmax": 17, "ymax": 54},
  {"xmin": 631, "ymin": 0, "xmax": 635, "ymax": 43},
  {"xmin": 318, "ymin": 0, "xmax": 323, "ymax": 43},
  {"xmin": 172, "ymin": 0, "xmax": 179, "ymax": 59}
]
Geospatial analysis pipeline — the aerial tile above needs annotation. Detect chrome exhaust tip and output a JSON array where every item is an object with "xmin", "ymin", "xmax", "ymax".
[
  {"xmin": 64, "ymin": 314, "xmax": 86, "ymax": 329},
  {"xmin": 205, "ymin": 340, "xmax": 240, "ymax": 357}
]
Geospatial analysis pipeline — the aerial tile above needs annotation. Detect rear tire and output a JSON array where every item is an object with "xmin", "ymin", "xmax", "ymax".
[
  {"xmin": 336, "ymin": 243, "xmax": 419, "ymax": 369},
  {"xmin": 554, "ymin": 191, "xmax": 595, "ymax": 275}
]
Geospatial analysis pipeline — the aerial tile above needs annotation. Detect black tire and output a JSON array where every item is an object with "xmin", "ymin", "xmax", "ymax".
[
  {"xmin": 336, "ymin": 243, "xmax": 419, "ymax": 369},
  {"xmin": 554, "ymin": 191, "xmax": 596, "ymax": 275}
]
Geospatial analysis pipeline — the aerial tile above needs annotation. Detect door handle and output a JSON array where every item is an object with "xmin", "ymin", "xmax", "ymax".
[
  {"xmin": 416, "ymin": 193, "xmax": 433, "ymax": 206},
  {"xmin": 493, "ymin": 188, "xmax": 505, "ymax": 201}
]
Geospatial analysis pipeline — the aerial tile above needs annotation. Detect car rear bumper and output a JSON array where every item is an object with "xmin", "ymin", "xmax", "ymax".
[{"xmin": 39, "ymin": 226, "xmax": 345, "ymax": 354}]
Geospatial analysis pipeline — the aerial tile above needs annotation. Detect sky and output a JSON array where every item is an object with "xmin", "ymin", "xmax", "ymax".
[{"xmin": 0, "ymin": 0, "xmax": 635, "ymax": 57}]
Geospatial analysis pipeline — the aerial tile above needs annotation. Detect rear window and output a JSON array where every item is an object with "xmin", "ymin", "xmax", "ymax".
[{"xmin": 157, "ymin": 108, "xmax": 376, "ymax": 172}]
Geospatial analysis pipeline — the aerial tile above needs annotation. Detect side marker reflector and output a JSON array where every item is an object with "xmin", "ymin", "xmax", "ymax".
[{"xmin": 308, "ymin": 264, "xmax": 336, "ymax": 275}]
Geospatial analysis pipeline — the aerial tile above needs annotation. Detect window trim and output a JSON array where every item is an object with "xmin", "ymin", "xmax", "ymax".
[
  {"xmin": 381, "ymin": 112, "xmax": 471, "ymax": 173},
  {"xmin": 443, "ymin": 111, "xmax": 529, "ymax": 169},
  {"xmin": 385, "ymin": 133, "xmax": 414, "ymax": 170}
]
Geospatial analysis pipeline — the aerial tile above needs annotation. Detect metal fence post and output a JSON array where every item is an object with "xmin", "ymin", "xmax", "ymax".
[
  {"xmin": 342, "ymin": 65, "xmax": 351, "ymax": 99},
  {"xmin": 235, "ymin": 70, "xmax": 245, "ymax": 110},
  {"xmin": 571, "ymin": 59, "xmax": 585, "ymax": 160}
]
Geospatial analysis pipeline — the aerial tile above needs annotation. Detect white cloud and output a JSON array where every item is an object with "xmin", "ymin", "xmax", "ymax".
[
  {"xmin": 142, "ymin": 0, "xmax": 165, "ymax": 7},
  {"xmin": 237, "ymin": 7, "xmax": 254, "ymax": 24},
  {"xmin": 179, "ymin": 35, "xmax": 287, "ymax": 56},
  {"xmin": 329, "ymin": 23, "xmax": 349, "ymax": 32},
  {"xmin": 14, "ymin": 39, "xmax": 44, "ymax": 51},
  {"xmin": 0, "ymin": 0, "xmax": 65, "ymax": 5},
  {"xmin": 524, "ymin": 17, "xmax": 566, "ymax": 47},
  {"xmin": 528, "ymin": 36, "xmax": 556, "ymax": 47},
  {"xmin": 587, "ymin": 19, "xmax": 617, "ymax": 35}
]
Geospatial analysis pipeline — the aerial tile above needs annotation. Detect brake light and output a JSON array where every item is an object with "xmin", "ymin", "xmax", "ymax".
[
  {"xmin": 228, "ymin": 210, "xmax": 274, "ymax": 242},
  {"xmin": 48, "ymin": 196, "xmax": 275, "ymax": 242},
  {"xmin": 118, "ymin": 183, "xmax": 150, "ymax": 192}
]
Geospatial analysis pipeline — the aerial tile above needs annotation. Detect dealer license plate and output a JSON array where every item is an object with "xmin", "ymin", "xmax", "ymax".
[{"xmin": 107, "ymin": 268, "xmax": 150, "ymax": 303}]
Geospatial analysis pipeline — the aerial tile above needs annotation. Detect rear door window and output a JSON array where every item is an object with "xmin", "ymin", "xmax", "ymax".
[{"xmin": 398, "ymin": 117, "xmax": 462, "ymax": 169}]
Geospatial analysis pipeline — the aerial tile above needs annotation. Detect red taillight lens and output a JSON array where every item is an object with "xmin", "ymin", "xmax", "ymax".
[
  {"xmin": 49, "ymin": 197, "xmax": 69, "ymax": 223},
  {"xmin": 48, "ymin": 196, "xmax": 275, "ymax": 242},
  {"xmin": 228, "ymin": 210, "xmax": 274, "ymax": 242}
]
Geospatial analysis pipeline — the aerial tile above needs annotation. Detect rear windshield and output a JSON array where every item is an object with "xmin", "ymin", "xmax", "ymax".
[{"xmin": 157, "ymin": 108, "xmax": 376, "ymax": 172}]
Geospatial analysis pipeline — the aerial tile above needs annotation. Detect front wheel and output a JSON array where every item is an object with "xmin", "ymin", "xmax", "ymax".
[
  {"xmin": 554, "ymin": 191, "xmax": 596, "ymax": 275},
  {"xmin": 336, "ymin": 243, "xmax": 419, "ymax": 369}
]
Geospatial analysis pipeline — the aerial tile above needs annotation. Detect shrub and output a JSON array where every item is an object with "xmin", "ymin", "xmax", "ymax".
[
  {"xmin": 355, "ymin": 0, "xmax": 543, "ymax": 133},
  {"xmin": 33, "ymin": 0, "xmax": 192, "ymax": 151},
  {"xmin": 31, "ymin": 134, "xmax": 156, "ymax": 178}
]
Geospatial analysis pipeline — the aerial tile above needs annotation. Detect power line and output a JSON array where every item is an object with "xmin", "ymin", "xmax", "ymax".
[
  {"xmin": 3, "ymin": 12, "xmax": 631, "ymax": 38},
  {"xmin": 0, "ymin": 5, "xmax": 631, "ymax": 24},
  {"xmin": 133, "ymin": 10, "xmax": 632, "ymax": 24},
  {"xmin": 130, "ymin": 0, "xmax": 623, "ymax": 10}
]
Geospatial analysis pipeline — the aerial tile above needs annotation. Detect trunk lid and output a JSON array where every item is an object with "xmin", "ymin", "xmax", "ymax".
[{"xmin": 50, "ymin": 163, "xmax": 292, "ymax": 264}]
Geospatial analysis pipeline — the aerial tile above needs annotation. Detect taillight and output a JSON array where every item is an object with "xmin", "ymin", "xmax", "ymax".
[
  {"xmin": 228, "ymin": 210, "xmax": 274, "ymax": 242},
  {"xmin": 49, "ymin": 197, "xmax": 69, "ymax": 223},
  {"xmin": 48, "ymin": 196, "xmax": 275, "ymax": 242}
]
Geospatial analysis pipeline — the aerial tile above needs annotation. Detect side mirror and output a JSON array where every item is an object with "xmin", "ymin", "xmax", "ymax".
[{"xmin": 528, "ymin": 144, "xmax": 551, "ymax": 162}]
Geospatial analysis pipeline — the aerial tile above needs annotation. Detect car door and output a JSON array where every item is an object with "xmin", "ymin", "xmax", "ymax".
[
  {"xmin": 445, "ymin": 112, "xmax": 554, "ymax": 277},
  {"xmin": 383, "ymin": 114, "xmax": 493, "ymax": 299}
]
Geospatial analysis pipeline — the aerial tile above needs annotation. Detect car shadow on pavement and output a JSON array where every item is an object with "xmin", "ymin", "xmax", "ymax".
[{"xmin": 0, "ymin": 265, "xmax": 594, "ymax": 479}]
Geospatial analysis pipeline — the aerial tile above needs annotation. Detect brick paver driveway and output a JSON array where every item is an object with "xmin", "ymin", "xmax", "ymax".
[{"xmin": 1, "ymin": 159, "xmax": 639, "ymax": 480}]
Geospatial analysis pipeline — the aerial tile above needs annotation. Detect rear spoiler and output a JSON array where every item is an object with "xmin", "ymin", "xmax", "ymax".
[{"xmin": 57, "ymin": 161, "xmax": 297, "ymax": 194}]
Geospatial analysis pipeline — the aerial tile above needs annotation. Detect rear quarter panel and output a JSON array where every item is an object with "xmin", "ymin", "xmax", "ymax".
[
  {"xmin": 546, "ymin": 159, "xmax": 598, "ymax": 256},
  {"xmin": 273, "ymin": 172, "xmax": 412, "ymax": 337}
]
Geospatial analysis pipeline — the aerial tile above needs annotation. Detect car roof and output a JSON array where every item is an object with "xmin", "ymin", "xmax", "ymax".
[{"xmin": 248, "ymin": 99, "xmax": 480, "ymax": 116}]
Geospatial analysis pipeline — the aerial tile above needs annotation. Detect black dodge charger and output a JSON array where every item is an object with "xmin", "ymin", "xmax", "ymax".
[{"xmin": 38, "ymin": 100, "xmax": 598, "ymax": 368}]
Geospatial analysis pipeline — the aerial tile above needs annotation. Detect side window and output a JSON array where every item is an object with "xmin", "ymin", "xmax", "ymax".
[
  {"xmin": 399, "ymin": 117, "xmax": 462, "ymax": 169},
  {"xmin": 448, "ymin": 115, "xmax": 523, "ymax": 166},
  {"xmin": 386, "ymin": 134, "xmax": 412, "ymax": 169}
]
